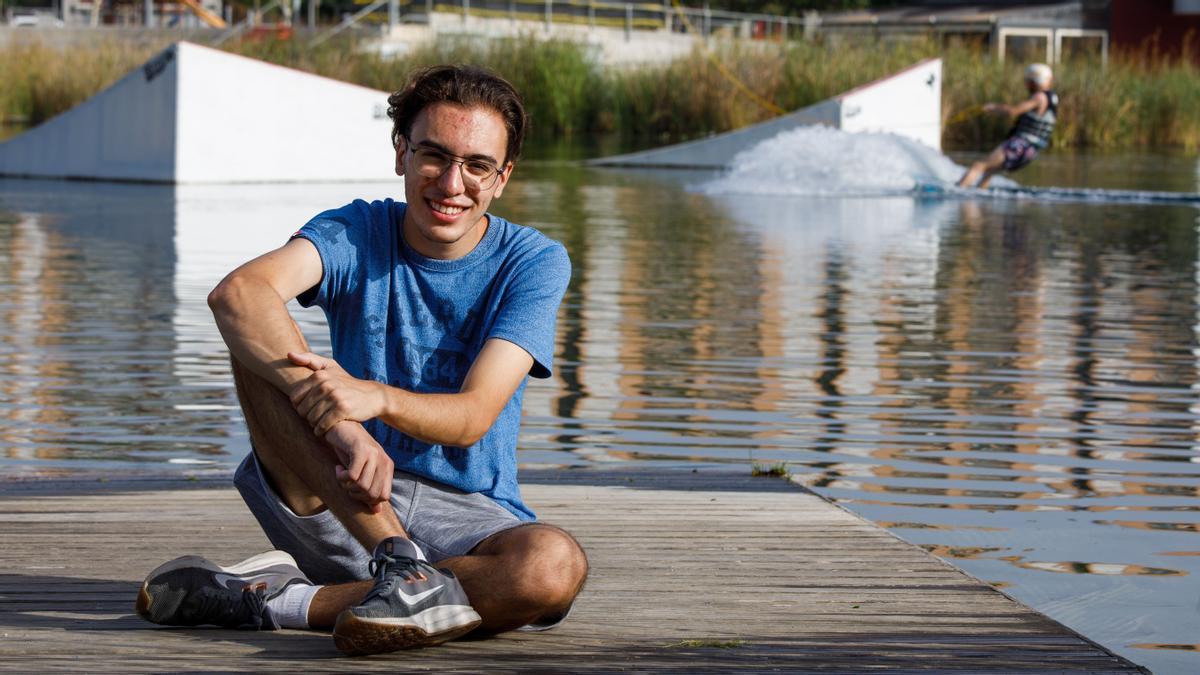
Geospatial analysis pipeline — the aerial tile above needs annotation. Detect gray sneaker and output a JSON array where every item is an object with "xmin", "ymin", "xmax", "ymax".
[
  {"xmin": 332, "ymin": 539, "xmax": 481, "ymax": 655},
  {"xmin": 136, "ymin": 550, "xmax": 310, "ymax": 630}
]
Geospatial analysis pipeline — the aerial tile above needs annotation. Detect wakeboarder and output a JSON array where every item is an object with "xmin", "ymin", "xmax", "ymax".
[{"xmin": 957, "ymin": 63, "xmax": 1058, "ymax": 188}]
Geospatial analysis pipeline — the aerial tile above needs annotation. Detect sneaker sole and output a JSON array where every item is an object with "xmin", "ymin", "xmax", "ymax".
[
  {"xmin": 135, "ymin": 551, "xmax": 301, "ymax": 623},
  {"xmin": 332, "ymin": 607, "xmax": 482, "ymax": 656}
]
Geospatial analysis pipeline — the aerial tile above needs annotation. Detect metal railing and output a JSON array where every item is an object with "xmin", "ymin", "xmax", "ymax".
[
  {"xmin": 211, "ymin": 0, "xmax": 286, "ymax": 46},
  {"xmin": 311, "ymin": 0, "xmax": 392, "ymax": 46},
  {"xmin": 309, "ymin": 0, "xmax": 805, "ymax": 44}
]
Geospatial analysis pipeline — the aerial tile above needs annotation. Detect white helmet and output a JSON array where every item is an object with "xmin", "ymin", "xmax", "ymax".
[{"xmin": 1025, "ymin": 63, "xmax": 1053, "ymax": 87}]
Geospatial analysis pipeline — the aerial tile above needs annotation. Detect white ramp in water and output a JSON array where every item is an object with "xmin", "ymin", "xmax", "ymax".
[
  {"xmin": 0, "ymin": 42, "xmax": 396, "ymax": 183},
  {"xmin": 590, "ymin": 58, "xmax": 941, "ymax": 169}
]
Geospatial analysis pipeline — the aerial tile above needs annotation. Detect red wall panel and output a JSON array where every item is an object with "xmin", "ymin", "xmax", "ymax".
[{"xmin": 1111, "ymin": 0, "xmax": 1200, "ymax": 60}]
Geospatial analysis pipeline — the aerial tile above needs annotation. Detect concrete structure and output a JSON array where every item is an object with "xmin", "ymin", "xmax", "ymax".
[
  {"xmin": 590, "ymin": 58, "xmax": 942, "ymax": 169},
  {"xmin": 0, "ymin": 41, "xmax": 396, "ymax": 183},
  {"xmin": 379, "ymin": 13, "xmax": 698, "ymax": 66}
]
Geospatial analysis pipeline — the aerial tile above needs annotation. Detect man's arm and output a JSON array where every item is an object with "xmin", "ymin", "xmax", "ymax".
[
  {"xmin": 208, "ymin": 238, "xmax": 395, "ymax": 508},
  {"xmin": 208, "ymin": 238, "xmax": 325, "ymax": 391},
  {"xmin": 289, "ymin": 337, "xmax": 534, "ymax": 447}
]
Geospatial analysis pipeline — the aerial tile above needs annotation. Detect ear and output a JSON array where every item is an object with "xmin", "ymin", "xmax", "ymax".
[
  {"xmin": 394, "ymin": 138, "xmax": 407, "ymax": 177},
  {"xmin": 492, "ymin": 162, "xmax": 515, "ymax": 199}
]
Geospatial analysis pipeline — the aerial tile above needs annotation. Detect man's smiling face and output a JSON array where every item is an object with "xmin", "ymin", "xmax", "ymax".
[{"xmin": 396, "ymin": 102, "xmax": 512, "ymax": 260}]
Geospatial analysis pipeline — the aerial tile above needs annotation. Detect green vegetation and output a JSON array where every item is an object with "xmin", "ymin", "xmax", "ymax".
[
  {"xmin": 750, "ymin": 461, "xmax": 790, "ymax": 478},
  {"xmin": 665, "ymin": 638, "xmax": 747, "ymax": 649},
  {"xmin": 2, "ymin": 34, "xmax": 1197, "ymax": 150},
  {"xmin": 0, "ymin": 39, "xmax": 167, "ymax": 127}
]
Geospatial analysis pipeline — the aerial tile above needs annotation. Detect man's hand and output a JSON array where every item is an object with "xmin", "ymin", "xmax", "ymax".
[
  {"xmin": 288, "ymin": 351, "xmax": 388, "ymax": 436},
  {"xmin": 324, "ymin": 421, "xmax": 393, "ymax": 512}
]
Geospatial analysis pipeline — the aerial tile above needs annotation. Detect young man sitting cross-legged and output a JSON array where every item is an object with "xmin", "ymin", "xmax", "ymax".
[{"xmin": 134, "ymin": 64, "xmax": 588, "ymax": 656}]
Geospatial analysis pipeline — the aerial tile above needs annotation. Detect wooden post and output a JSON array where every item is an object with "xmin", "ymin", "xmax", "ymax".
[{"xmin": 625, "ymin": 3, "xmax": 632, "ymax": 41}]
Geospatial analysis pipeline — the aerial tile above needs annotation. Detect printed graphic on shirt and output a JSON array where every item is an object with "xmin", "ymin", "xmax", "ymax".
[
  {"xmin": 404, "ymin": 345, "xmax": 470, "ymax": 390},
  {"xmin": 368, "ymin": 422, "xmax": 469, "ymax": 464}
]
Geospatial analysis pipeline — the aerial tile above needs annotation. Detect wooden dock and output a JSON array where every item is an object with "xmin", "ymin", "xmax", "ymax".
[{"xmin": 0, "ymin": 469, "xmax": 1145, "ymax": 673}]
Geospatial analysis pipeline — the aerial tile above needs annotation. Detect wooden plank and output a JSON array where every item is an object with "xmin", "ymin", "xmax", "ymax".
[{"xmin": 0, "ymin": 469, "xmax": 1145, "ymax": 672}]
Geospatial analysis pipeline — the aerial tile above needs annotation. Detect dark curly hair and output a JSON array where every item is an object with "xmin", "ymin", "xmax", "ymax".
[{"xmin": 387, "ymin": 65, "xmax": 528, "ymax": 165}]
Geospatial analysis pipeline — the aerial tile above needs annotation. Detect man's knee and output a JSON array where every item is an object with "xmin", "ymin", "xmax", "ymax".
[{"xmin": 496, "ymin": 524, "xmax": 588, "ymax": 608}]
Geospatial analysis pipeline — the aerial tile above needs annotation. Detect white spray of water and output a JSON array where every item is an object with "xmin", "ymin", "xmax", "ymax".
[{"xmin": 698, "ymin": 125, "xmax": 1011, "ymax": 196}]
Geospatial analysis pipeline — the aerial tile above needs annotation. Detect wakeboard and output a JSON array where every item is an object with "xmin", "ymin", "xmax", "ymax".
[{"xmin": 912, "ymin": 180, "xmax": 1200, "ymax": 206}]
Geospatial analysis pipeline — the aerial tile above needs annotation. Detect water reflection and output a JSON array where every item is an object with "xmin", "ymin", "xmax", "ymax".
[
  {"xmin": 0, "ymin": 180, "xmax": 388, "ymax": 473},
  {"xmin": 1134, "ymin": 643, "xmax": 1200, "ymax": 652},
  {"xmin": 1004, "ymin": 559, "xmax": 1184, "ymax": 577},
  {"xmin": 513, "ymin": 163, "xmax": 1200, "ymax": 673},
  {"xmin": 2, "ymin": 160, "xmax": 1200, "ymax": 672},
  {"xmin": 0, "ymin": 183, "xmax": 178, "ymax": 471}
]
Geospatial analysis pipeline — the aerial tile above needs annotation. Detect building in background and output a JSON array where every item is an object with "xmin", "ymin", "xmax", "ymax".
[
  {"xmin": 813, "ymin": 2, "xmax": 1111, "ymax": 64},
  {"xmin": 1110, "ymin": 0, "xmax": 1200, "ymax": 61},
  {"xmin": 3, "ymin": 1, "xmax": 1198, "ymax": 67}
]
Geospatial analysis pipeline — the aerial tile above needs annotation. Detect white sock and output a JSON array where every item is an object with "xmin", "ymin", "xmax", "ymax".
[{"xmin": 268, "ymin": 582, "xmax": 321, "ymax": 630}]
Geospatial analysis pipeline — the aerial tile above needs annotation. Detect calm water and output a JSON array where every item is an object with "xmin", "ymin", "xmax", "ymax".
[{"xmin": 2, "ymin": 148, "xmax": 1200, "ymax": 672}]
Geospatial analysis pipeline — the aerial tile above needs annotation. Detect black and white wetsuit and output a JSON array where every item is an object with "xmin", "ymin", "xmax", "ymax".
[{"xmin": 1000, "ymin": 90, "xmax": 1058, "ymax": 171}]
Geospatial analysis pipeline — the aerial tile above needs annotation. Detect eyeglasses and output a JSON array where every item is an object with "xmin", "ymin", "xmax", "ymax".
[{"xmin": 402, "ymin": 137, "xmax": 505, "ymax": 191}]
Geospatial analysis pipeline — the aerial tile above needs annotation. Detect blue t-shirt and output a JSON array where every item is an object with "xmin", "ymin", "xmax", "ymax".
[{"xmin": 293, "ymin": 199, "xmax": 570, "ymax": 520}]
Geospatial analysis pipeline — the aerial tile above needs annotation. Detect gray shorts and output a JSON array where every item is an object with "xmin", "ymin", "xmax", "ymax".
[{"xmin": 234, "ymin": 451, "xmax": 525, "ymax": 585}]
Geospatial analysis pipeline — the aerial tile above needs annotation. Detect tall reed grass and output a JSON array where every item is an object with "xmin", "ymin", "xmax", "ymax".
[
  {"xmin": 0, "ymin": 40, "xmax": 165, "ymax": 126},
  {"xmin": 223, "ymin": 34, "xmax": 605, "ymax": 136},
  {"xmin": 2, "ymin": 33, "xmax": 1197, "ymax": 150}
]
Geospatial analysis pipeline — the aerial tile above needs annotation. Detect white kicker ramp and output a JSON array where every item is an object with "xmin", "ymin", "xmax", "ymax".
[
  {"xmin": 0, "ymin": 42, "xmax": 397, "ymax": 183},
  {"xmin": 591, "ymin": 58, "xmax": 942, "ymax": 169}
]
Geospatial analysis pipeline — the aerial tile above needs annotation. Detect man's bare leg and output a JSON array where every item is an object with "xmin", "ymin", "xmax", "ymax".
[
  {"xmin": 136, "ymin": 355, "xmax": 402, "ymax": 635},
  {"xmin": 231, "ymin": 356, "xmax": 406, "ymax": 544},
  {"xmin": 231, "ymin": 356, "xmax": 405, "ymax": 624},
  {"xmin": 442, "ymin": 523, "xmax": 588, "ymax": 633},
  {"xmin": 957, "ymin": 146, "xmax": 1005, "ymax": 188},
  {"xmin": 233, "ymin": 357, "xmax": 588, "ymax": 634},
  {"xmin": 301, "ymin": 524, "xmax": 588, "ymax": 633}
]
